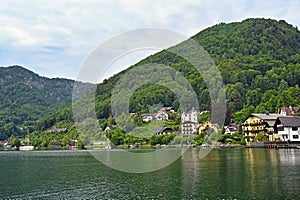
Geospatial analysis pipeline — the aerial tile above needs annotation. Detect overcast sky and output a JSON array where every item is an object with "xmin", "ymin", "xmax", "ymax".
[{"xmin": 1, "ymin": 0, "xmax": 300, "ymax": 81}]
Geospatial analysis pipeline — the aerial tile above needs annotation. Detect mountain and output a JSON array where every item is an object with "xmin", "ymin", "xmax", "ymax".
[
  {"xmin": 28, "ymin": 18, "xmax": 300, "ymax": 146},
  {"xmin": 194, "ymin": 18, "xmax": 300, "ymax": 63},
  {"xmin": 0, "ymin": 65, "xmax": 85, "ymax": 140}
]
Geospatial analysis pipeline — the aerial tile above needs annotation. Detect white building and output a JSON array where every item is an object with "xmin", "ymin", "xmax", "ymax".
[
  {"xmin": 104, "ymin": 125, "xmax": 115, "ymax": 132},
  {"xmin": 181, "ymin": 121, "xmax": 198, "ymax": 136},
  {"xmin": 141, "ymin": 114, "xmax": 153, "ymax": 122},
  {"xmin": 181, "ymin": 107, "xmax": 198, "ymax": 123},
  {"xmin": 275, "ymin": 116, "xmax": 300, "ymax": 142},
  {"xmin": 224, "ymin": 124, "xmax": 239, "ymax": 135},
  {"xmin": 181, "ymin": 108, "xmax": 199, "ymax": 136},
  {"xmin": 154, "ymin": 111, "xmax": 168, "ymax": 121}
]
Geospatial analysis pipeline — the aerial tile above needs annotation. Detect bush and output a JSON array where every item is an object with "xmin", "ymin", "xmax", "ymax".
[
  {"xmin": 240, "ymin": 138, "xmax": 246, "ymax": 145},
  {"xmin": 225, "ymin": 138, "xmax": 234, "ymax": 143}
]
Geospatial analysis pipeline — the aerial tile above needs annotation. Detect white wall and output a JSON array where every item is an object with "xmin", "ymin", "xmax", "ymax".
[{"xmin": 279, "ymin": 127, "xmax": 300, "ymax": 142}]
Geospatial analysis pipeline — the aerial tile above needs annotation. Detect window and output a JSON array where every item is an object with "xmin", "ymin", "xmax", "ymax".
[
  {"xmin": 292, "ymin": 127, "xmax": 298, "ymax": 131},
  {"xmin": 284, "ymin": 135, "xmax": 289, "ymax": 140},
  {"xmin": 278, "ymin": 127, "xmax": 284, "ymax": 131},
  {"xmin": 293, "ymin": 135, "xmax": 299, "ymax": 139}
]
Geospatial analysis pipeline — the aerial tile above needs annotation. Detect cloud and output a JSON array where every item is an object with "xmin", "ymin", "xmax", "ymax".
[{"xmin": 0, "ymin": 0, "xmax": 299, "ymax": 80}]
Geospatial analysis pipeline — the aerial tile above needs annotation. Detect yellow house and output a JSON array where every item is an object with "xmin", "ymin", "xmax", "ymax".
[
  {"xmin": 242, "ymin": 113, "xmax": 283, "ymax": 143},
  {"xmin": 199, "ymin": 121, "xmax": 219, "ymax": 134}
]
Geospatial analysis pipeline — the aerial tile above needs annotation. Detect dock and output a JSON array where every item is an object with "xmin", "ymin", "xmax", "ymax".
[{"xmin": 250, "ymin": 141, "xmax": 300, "ymax": 148}]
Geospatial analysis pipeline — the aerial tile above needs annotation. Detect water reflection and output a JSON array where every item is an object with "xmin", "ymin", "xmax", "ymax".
[
  {"xmin": 177, "ymin": 148, "xmax": 300, "ymax": 199},
  {"xmin": 180, "ymin": 149, "xmax": 201, "ymax": 198},
  {"xmin": 278, "ymin": 149, "xmax": 300, "ymax": 165},
  {"xmin": 277, "ymin": 149, "xmax": 300, "ymax": 199},
  {"xmin": 1, "ymin": 149, "xmax": 300, "ymax": 199}
]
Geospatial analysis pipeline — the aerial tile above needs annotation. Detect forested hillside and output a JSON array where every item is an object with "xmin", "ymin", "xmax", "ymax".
[
  {"xmin": 194, "ymin": 18, "xmax": 300, "ymax": 121},
  {"xmin": 0, "ymin": 66, "xmax": 85, "ymax": 140},
  {"xmin": 27, "ymin": 18, "xmax": 300, "ymax": 145}
]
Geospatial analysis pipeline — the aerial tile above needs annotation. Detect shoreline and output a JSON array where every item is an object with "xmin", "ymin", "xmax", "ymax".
[{"xmin": 1, "ymin": 143, "xmax": 300, "ymax": 151}]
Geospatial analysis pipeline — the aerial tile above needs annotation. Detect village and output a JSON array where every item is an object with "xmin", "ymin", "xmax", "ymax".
[
  {"xmin": 125, "ymin": 105, "xmax": 300, "ymax": 148},
  {"xmin": 1, "ymin": 105, "xmax": 300, "ymax": 150}
]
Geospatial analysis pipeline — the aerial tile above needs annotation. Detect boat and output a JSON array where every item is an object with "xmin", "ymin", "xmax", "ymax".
[
  {"xmin": 19, "ymin": 146, "xmax": 34, "ymax": 151},
  {"xmin": 92, "ymin": 141, "xmax": 111, "ymax": 149},
  {"xmin": 200, "ymin": 143, "xmax": 210, "ymax": 148},
  {"xmin": 68, "ymin": 140, "xmax": 78, "ymax": 150}
]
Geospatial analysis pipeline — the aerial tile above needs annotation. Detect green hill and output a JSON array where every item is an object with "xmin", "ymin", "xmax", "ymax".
[
  {"xmin": 0, "ymin": 65, "xmax": 89, "ymax": 140},
  {"xmin": 29, "ymin": 18, "xmax": 300, "ymax": 146}
]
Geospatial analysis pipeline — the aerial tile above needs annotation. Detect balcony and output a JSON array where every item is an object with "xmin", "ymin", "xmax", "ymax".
[
  {"xmin": 242, "ymin": 122, "xmax": 264, "ymax": 126},
  {"xmin": 244, "ymin": 129, "xmax": 263, "ymax": 133}
]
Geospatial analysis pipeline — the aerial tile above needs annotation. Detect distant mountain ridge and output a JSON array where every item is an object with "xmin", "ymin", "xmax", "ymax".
[
  {"xmin": 0, "ymin": 65, "xmax": 77, "ymax": 139},
  {"xmin": 34, "ymin": 18, "xmax": 300, "ymax": 137},
  {"xmin": 3, "ymin": 18, "xmax": 300, "ymax": 145}
]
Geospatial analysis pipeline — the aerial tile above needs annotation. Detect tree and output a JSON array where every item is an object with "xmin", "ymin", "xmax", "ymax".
[
  {"xmin": 107, "ymin": 115, "xmax": 114, "ymax": 126},
  {"xmin": 252, "ymin": 75, "xmax": 272, "ymax": 93},
  {"xmin": 277, "ymin": 90, "xmax": 293, "ymax": 107},
  {"xmin": 278, "ymin": 79, "xmax": 288, "ymax": 93},
  {"xmin": 115, "ymin": 113, "xmax": 136, "ymax": 133},
  {"xmin": 10, "ymin": 135, "xmax": 21, "ymax": 148},
  {"xmin": 246, "ymin": 89, "xmax": 261, "ymax": 107},
  {"xmin": 255, "ymin": 132, "xmax": 268, "ymax": 142},
  {"xmin": 225, "ymin": 83, "xmax": 245, "ymax": 112},
  {"xmin": 199, "ymin": 89, "xmax": 211, "ymax": 110},
  {"xmin": 199, "ymin": 112, "xmax": 210, "ymax": 124},
  {"xmin": 234, "ymin": 106, "xmax": 254, "ymax": 123}
]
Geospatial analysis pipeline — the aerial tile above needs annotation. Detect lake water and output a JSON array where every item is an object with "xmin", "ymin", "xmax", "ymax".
[{"xmin": 0, "ymin": 148, "xmax": 300, "ymax": 199}]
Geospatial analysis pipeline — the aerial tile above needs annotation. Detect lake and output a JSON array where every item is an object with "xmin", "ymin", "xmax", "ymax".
[{"xmin": 0, "ymin": 148, "xmax": 300, "ymax": 199}]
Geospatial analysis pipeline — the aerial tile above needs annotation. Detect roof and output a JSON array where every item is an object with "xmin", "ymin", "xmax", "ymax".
[
  {"xmin": 50, "ymin": 142, "xmax": 63, "ymax": 145},
  {"xmin": 105, "ymin": 125, "xmax": 115, "ymax": 130},
  {"xmin": 181, "ymin": 121, "xmax": 197, "ymax": 124},
  {"xmin": 250, "ymin": 113, "xmax": 284, "ymax": 120},
  {"xmin": 226, "ymin": 123, "xmax": 239, "ymax": 127},
  {"xmin": 278, "ymin": 107, "xmax": 300, "ymax": 115},
  {"xmin": 159, "ymin": 107, "xmax": 173, "ymax": 111},
  {"xmin": 154, "ymin": 126, "xmax": 174, "ymax": 133},
  {"xmin": 154, "ymin": 111, "xmax": 167, "ymax": 116},
  {"xmin": 182, "ymin": 107, "xmax": 197, "ymax": 115},
  {"xmin": 276, "ymin": 116, "xmax": 300, "ymax": 127},
  {"xmin": 225, "ymin": 124, "xmax": 239, "ymax": 129},
  {"xmin": 266, "ymin": 121, "xmax": 275, "ymax": 127},
  {"xmin": 141, "ymin": 114, "xmax": 153, "ymax": 117}
]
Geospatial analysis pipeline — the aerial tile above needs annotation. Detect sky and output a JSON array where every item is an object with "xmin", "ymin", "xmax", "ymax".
[{"xmin": 0, "ymin": 0, "xmax": 300, "ymax": 82}]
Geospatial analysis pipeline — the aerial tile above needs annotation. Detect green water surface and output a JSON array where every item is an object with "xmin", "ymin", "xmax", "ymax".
[{"xmin": 0, "ymin": 148, "xmax": 299, "ymax": 199}]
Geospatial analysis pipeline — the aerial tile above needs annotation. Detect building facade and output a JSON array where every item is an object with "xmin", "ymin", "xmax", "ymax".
[
  {"xmin": 242, "ymin": 113, "xmax": 283, "ymax": 142},
  {"xmin": 141, "ymin": 114, "xmax": 153, "ymax": 122},
  {"xmin": 274, "ymin": 116, "xmax": 300, "ymax": 142},
  {"xmin": 181, "ymin": 108, "xmax": 199, "ymax": 136},
  {"xmin": 224, "ymin": 124, "xmax": 239, "ymax": 135},
  {"xmin": 199, "ymin": 121, "xmax": 219, "ymax": 135},
  {"xmin": 154, "ymin": 111, "xmax": 169, "ymax": 121},
  {"xmin": 181, "ymin": 121, "xmax": 198, "ymax": 136},
  {"xmin": 181, "ymin": 107, "xmax": 198, "ymax": 123}
]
